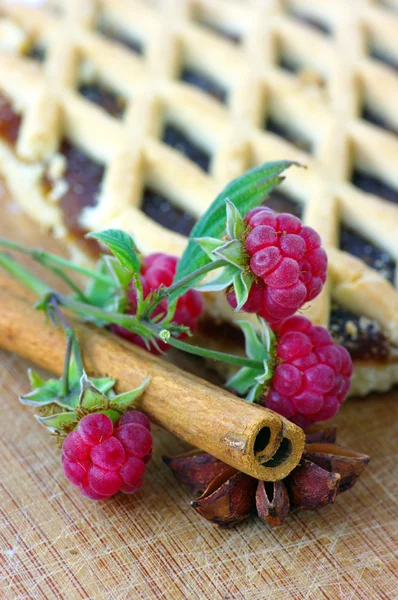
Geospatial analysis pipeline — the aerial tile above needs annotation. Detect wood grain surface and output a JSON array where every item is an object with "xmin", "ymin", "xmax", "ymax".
[{"xmin": 0, "ymin": 184, "xmax": 397, "ymax": 600}]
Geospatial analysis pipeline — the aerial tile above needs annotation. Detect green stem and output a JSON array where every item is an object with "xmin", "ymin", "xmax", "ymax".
[
  {"xmin": 58, "ymin": 295, "xmax": 262, "ymax": 369},
  {"xmin": 61, "ymin": 334, "xmax": 73, "ymax": 396},
  {"xmin": 159, "ymin": 334, "xmax": 263, "ymax": 369},
  {"xmin": 56, "ymin": 294, "xmax": 149, "ymax": 337},
  {"xmin": 163, "ymin": 258, "xmax": 227, "ymax": 298},
  {"xmin": 0, "ymin": 237, "xmax": 116, "ymax": 287},
  {"xmin": 148, "ymin": 323, "xmax": 263, "ymax": 369},
  {"xmin": 47, "ymin": 264, "xmax": 89, "ymax": 302},
  {"xmin": 1, "ymin": 250, "xmax": 263, "ymax": 372},
  {"xmin": 0, "ymin": 252, "xmax": 50, "ymax": 296},
  {"xmin": 140, "ymin": 258, "xmax": 227, "ymax": 318},
  {"xmin": 49, "ymin": 297, "xmax": 84, "ymax": 375}
]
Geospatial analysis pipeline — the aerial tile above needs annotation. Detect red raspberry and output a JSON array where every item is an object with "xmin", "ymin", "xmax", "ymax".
[
  {"xmin": 113, "ymin": 253, "xmax": 205, "ymax": 353},
  {"xmin": 227, "ymin": 207, "xmax": 327, "ymax": 324},
  {"xmin": 61, "ymin": 411, "xmax": 153, "ymax": 500},
  {"xmin": 263, "ymin": 316, "xmax": 352, "ymax": 429}
]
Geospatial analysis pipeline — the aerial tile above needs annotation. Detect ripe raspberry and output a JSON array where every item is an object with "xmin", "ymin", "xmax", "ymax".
[
  {"xmin": 113, "ymin": 253, "xmax": 205, "ymax": 353},
  {"xmin": 263, "ymin": 316, "xmax": 353, "ymax": 429},
  {"xmin": 61, "ymin": 411, "xmax": 153, "ymax": 500},
  {"xmin": 227, "ymin": 207, "xmax": 327, "ymax": 324}
]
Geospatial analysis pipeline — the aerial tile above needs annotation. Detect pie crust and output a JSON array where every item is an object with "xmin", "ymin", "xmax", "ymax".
[{"xmin": 0, "ymin": 0, "xmax": 397, "ymax": 396}]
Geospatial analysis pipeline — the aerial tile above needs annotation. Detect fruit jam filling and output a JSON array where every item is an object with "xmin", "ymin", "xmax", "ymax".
[
  {"xmin": 181, "ymin": 68, "xmax": 227, "ymax": 104},
  {"xmin": 97, "ymin": 21, "xmax": 143, "ymax": 55},
  {"xmin": 57, "ymin": 141, "xmax": 104, "ymax": 255},
  {"xmin": 0, "ymin": 95, "xmax": 22, "ymax": 147},
  {"xmin": 142, "ymin": 189, "xmax": 197, "ymax": 236},
  {"xmin": 163, "ymin": 124, "xmax": 211, "ymax": 173},
  {"xmin": 79, "ymin": 83, "xmax": 126, "ymax": 119}
]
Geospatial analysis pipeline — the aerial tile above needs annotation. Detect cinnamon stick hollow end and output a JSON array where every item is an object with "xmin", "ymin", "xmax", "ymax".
[{"xmin": 0, "ymin": 275, "xmax": 305, "ymax": 481}]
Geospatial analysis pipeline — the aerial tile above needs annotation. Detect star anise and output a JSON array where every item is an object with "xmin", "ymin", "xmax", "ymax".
[{"xmin": 163, "ymin": 427, "xmax": 370, "ymax": 527}]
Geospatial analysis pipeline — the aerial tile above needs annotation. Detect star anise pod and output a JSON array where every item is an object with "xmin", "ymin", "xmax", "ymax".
[{"xmin": 163, "ymin": 427, "xmax": 370, "ymax": 527}]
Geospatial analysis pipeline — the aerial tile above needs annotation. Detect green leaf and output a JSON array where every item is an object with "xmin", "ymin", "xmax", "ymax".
[
  {"xmin": 226, "ymin": 366, "xmax": 258, "ymax": 395},
  {"xmin": 171, "ymin": 161, "xmax": 298, "ymax": 301},
  {"xmin": 20, "ymin": 379, "xmax": 61, "ymax": 406},
  {"xmin": 236, "ymin": 321, "xmax": 266, "ymax": 361},
  {"xmin": 255, "ymin": 360, "xmax": 272, "ymax": 385},
  {"xmin": 28, "ymin": 369, "xmax": 46, "ymax": 390},
  {"xmin": 258, "ymin": 317, "xmax": 276, "ymax": 353},
  {"xmin": 225, "ymin": 199, "xmax": 245, "ymax": 239},
  {"xmin": 110, "ymin": 375, "xmax": 150, "ymax": 412},
  {"xmin": 233, "ymin": 271, "xmax": 254, "ymax": 310},
  {"xmin": 84, "ymin": 256, "xmax": 129, "ymax": 323},
  {"xmin": 78, "ymin": 373, "xmax": 107, "ymax": 410},
  {"xmin": 101, "ymin": 409, "xmax": 124, "ymax": 423},
  {"xmin": 85, "ymin": 259, "xmax": 116, "ymax": 310},
  {"xmin": 246, "ymin": 383, "xmax": 263, "ymax": 403},
  {"xmin": 194, "ymin": 264, "xmax": 238, "ymax": 293},
  {"xmin": 35, "ymin": 411, "xmax": 77, "ymax": 433},
  {"xmin": 192, "ymin": 237, "xmax": 223, "ymax": 261},
  {"xmin": 91, "ymin": 377, "xmax": 117, "ymax": 396},
  {"xmin": 213, "ymin": 240, "xmax": 246, "ymax": 269},
  {"xmin": 87, "ymin": 229, "xmax": 141, "ymax": 273}
]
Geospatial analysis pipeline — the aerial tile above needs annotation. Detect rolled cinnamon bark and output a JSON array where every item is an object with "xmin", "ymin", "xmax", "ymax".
[{"xmin": 0, "ymin": 274, "xmax": 305, "ymax": 481}]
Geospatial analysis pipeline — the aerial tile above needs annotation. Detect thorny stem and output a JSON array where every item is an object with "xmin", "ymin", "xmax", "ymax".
[{"xmin": 0, "ymin": 237, "xmax": 116, "ymax": 287}]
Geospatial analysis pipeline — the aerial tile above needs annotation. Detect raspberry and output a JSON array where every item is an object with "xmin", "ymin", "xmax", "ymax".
[
  {"xmin": 263, "ymin": 316, "xmax": 353, "ymax": 429},
  {"xmin": 113, "ymin": 253, "xmax": 205, "ymax": 354},
  {"xmin": 61, "ymin": 411, "xmax": 153, "ymax": 500},
  {"xmin": 227, "ymin": 207, "xmax": 327, "ymax": 324}
]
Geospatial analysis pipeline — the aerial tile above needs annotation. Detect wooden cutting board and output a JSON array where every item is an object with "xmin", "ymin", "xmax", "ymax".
[{"xmin": 0, "ymin": 185, "xmax": 397, "ymax": 600}]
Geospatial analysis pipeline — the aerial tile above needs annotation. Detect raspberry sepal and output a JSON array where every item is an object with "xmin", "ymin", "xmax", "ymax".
[
  {"xmin": 20, "ymin": 333, "xmax": 150, "ymax": 440},
  {"xmin": 226, "ymin": 318, "xmax": 276, "ymax": 401}
]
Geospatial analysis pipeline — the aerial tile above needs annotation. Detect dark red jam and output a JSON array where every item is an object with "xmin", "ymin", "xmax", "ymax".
[
  {"xmin": 181, "ymin": 68, "xmax": 227, "ymax": 104},
  {"xmin": 0, "ymin": 94, "xmax": 21, "ymax": 147},
  {"xmin": 56, "ymin": 141, "xmax": 103, "ymax": 256},
  {"xmin": 142, "ymin": 188, "xmax": 197, "ymax": 236},
  {"xmin": 163, "ymin": 124, "xmax": 211, "ymax": 172},
  {"xmin": 97, "ymin": 22, "xmax": 143, "ymax": 55},
  {"xmin": 78, "ymin": 84, "xmax": 126, "ymax": 119}
]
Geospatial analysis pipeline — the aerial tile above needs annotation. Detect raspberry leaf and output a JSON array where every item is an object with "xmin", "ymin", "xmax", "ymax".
[
  {"xmin": 20, "ymin": 379, "xmax": 63, "ymax": 406},
  {"xmin": 87, "ymin": 229, "xmax": 141, "ymax": 274},
  {"xmin": 35, "ymin": 411, "xmax": 77, "ymax": 434},
  {"xmin": 226, "ymin": 319, "xmax": 276, "ymax": 402},
  {"xmin": 225, "ymin": 199, "xmax": 245, "ymax": 239},
  {"xmin": 192, "ymin": 237, "xmax": 224, "ymax": 261},
  {"xmin": 79, "ymin": 373, "xmax": 107, "ymax": 410},
  {"xmin": 213, "ymin": 240, "xmax": 246, "ymax": 269},
  {"xmin": 233, "ymin": 271, "xmax": 254, "ymax": 310},
  {"xmin": 170, "ymin": 161, "xmax": 299, "ymax": 301},
  {"xmin": 226, "ymin": 366, "xmax": 257, "ymax": 395},
  {"xmin": 85, "ymin": 256, "xmax": 130, "ymax": 323},
  {"xmin": 28, "ymin": 369, "xmax": 46, "ymax": 389},
  {"xmin": 237, "ymin": 321, "xmax": 267, "ymax": 361},
  {"xmin": 194, "ymin": 264, "xmax": 237, "ymax": 293},
  {"xmin": 110, "ymin": 375, "xmax": 150, "ymax": 412}
]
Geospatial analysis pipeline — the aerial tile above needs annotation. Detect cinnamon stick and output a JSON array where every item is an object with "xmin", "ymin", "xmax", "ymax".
[{"xmin": 0, "ymin": 274, "xmax": 305, "ymax": 481}]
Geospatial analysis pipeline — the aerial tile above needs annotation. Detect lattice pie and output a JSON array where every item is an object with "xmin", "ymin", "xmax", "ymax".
[{"xmin": 0, "ymin": 0, "xmax": 397, "ymax": 396}]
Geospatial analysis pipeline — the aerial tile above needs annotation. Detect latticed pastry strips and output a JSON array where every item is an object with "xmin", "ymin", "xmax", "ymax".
[{"xmin": 0, "ymin": 0, "xmax": 397, "ymax": 396}]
